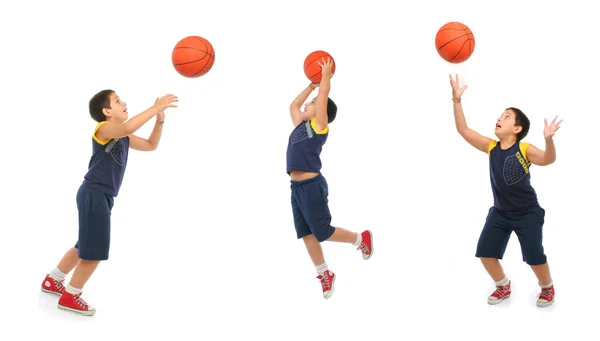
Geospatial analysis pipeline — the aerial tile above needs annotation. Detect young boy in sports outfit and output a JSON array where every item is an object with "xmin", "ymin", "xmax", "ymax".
[
  {"xmin": 40, "ymin": 90, "xmax": 178, "ymax": 315},
  {"xmin": 287, "ymin": 58, "xmax": 373, "ymax": 299},
  {"xmin": 449, "ymin": 74, "xmax": 562, "ymax": 307}
]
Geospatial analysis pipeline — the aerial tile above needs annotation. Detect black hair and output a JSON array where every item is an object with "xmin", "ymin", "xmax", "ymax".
[
  {"xmin": 327, "ymin": 98, "xmax": 337, "ymax": 123},
  {"xmin": 89, "ymin": 89, "xmax": 115, "ymax": 122},
  {"xmin": 507, "ymin": 107, "xmax": 530, "ymax": 141}
]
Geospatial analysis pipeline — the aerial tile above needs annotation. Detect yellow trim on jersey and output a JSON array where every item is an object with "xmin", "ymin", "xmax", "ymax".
[
  {"xmin": 92, "ymin": 121, "xmax": 112, "ymax": 145},
  {"xmin": 310, "ymin": 118, "xmax": 329, "ymax": 134},
  {"xmin": 487, "ymin": 140, "xmax": 498, "ymax": 155},
  {"xmin": 519, "ymin": 142, "xmax": 531, "ymax": 165}
]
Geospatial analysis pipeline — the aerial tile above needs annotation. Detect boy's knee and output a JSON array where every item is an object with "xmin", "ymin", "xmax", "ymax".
[{"xmin": 313, "ymin": 226, "xmax": 334, "ymax": 242}]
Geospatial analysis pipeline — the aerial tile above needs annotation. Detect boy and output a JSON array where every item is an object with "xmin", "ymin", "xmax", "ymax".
[
  {"xmin": 449, "ymin": 74, "xmax": 562, "ymax": 307},
  {"xmin": 40, "ymin": 90, "xmax": 178, "ymax": 316},
  {"xmin": 287, "ymin": 57, "xmax": 373, "ymax": 300}
]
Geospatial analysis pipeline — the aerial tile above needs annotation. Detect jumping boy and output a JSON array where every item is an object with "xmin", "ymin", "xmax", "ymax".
[
  {"xmin": 40, "ymin": 90, "xmax": 178, "ymax": 315},
  {"xmin": 287, "ymin": 58, "xmax": 373, "ymax": 299},
  {"xmin": 449, "ymin": 74, "xmax": 562, "ymax": 307}
]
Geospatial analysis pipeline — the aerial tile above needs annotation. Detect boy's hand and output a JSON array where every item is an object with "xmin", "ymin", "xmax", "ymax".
[
  {"xmin": 318, "ymin": 57, "xmax": 334, "ymax": 79},
  {"xmin": 154, "ymin": 94, "xmax": 178, "ymax": 112},
  {"xmin": 309, "ymin": 82, "xmax": 319, "ymax": 90},
  {"xmin": 449, "ymin": 74, "xmax": 467, "ymax": 99},
  {"xmin": 544, "ymin": 115, "xmax": 563, "ymax": 139},
  {"xmin": 154, "ymin": 97, "xmax": 165, "ymax": 119}
]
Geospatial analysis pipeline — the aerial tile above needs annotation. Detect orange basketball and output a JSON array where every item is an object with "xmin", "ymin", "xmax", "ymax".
[
  {"xmin": 435, "ymin": 22, "xmax": 475, "ymax": 63},
  {"xmin": 304, "ymin": 50, "xmax": 336, "ymax": 83},
  {"xmin": 172, "ymin": 36, "xmax": 215, "ymax": 78}
]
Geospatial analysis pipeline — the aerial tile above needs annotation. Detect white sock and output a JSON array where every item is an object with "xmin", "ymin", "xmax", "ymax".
[
  {"xmin": 49, "ymin": 268, "xmax": 67, "ymax": 281},
  {"xmin": 352, "ymin": 233, "xmax": 362, "ymax": 247},
  {"xmin": 495, "ymin": 277, "xmax": 509, "ymax": 287},
  {"xmin": 315, "ymin": 262, "xmax": 328, "ymax": 276},
  {"xmin": 65, "ymin": 284, "xmax": 82, "ymax": 295},
  {"xmin": 540, "ymin": 279, "xmax": 553, "ymax": 288}
]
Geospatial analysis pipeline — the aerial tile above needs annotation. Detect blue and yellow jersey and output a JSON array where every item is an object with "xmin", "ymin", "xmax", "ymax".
[
  {"xmin": 286, "ymin": 118, "xmax": 328, "ymax": 174},
  {"xmin": 488, "ymin": 140, "xmax": 538, "ymax": 212},
  {"xmin": 82, "ymin": 121, "xmax": 130, "ymax": 197}
]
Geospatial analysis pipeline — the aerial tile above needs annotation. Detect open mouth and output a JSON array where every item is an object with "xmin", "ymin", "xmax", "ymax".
[{"xmin": 496, "ymin": 124, "xmax": 501, "ymax": 128}]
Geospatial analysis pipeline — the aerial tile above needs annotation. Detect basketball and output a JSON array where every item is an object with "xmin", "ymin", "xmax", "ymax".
[
  {"xmin": 304, "ymin": 51, "xmax": 336, "ymax": 83},
  {"xmin": 435, "ymin": 22, "xmax": 475, "ymax": 63},
  {"xmin": 172, "ymin": 36, "xmax": 215, "ymax": 78}
]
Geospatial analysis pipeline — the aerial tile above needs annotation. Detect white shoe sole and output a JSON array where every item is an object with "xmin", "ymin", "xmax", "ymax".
[
  {"xmin": 58, "ymin": 304, "xmax": 96, "ymax": 316},
  {"xmin": 488, "ymin": 296, "xmax": 510, "ymax": 305}
]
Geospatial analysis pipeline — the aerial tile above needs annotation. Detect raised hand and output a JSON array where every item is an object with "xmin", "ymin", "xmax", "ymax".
[
  {"xmin": 544, "ymin": 115, "xmax": 563, "ymax": 139},
  {"xmin": 318, "ymin": 57, "xmax": 334, "ymax": 79},
  {"xmin": 154, "ymin": 94, "xmax": 178, "ymax": 112},
  {"xmin": 449, "ymin": 74, "xmax": 467, "ymax": 99}
]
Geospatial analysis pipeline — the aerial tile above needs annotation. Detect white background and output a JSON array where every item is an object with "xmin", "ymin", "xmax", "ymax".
[{"xmin": 1, "ymin": 0, "xmax": 598, "ymax": 340}]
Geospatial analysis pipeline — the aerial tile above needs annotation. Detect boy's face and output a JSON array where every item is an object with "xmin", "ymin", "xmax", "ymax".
[
  {"xmin": 301, "ymin": 96, "xmax": 318, "ymax": 121},
  {"xmin": 495, "ymin": 109, "xmax": 522, "ymax": 138},
  {"xmin": 103, "ymin": 92, "xmax": 128, "ymax": 122}
]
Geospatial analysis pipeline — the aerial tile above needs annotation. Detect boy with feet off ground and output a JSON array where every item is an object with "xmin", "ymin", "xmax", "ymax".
[{"xmin": 287, "ymin": 58, "xmax": 373, "ymax": 300}]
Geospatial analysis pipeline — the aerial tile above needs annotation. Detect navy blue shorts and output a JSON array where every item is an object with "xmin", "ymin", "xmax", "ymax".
[
  {"xmin": 290, "ymin": 173, "xmax": 335, "ymax": 242},
  {"xmin": 73, "ymin": 185, "xmax": 114, "ymax": 261},
  {"xmin": 475, "ymin": 205, "xmax": 547, "ymax": 266}
]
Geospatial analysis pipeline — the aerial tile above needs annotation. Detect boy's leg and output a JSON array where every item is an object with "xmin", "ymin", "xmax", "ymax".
[
  {"xmin": 57, "ymin": 247, "xmax": 80, "ymax": 274},
  {"xmin": 57, "ymin": 186, "xmax": 113, "ymax": 316},
  {"xmin": 292, "ymin": 181, "xmax": 335, "ymax": 299},
  {"xmin": 302, "ymin": 234, "xmax": 325, "ymax": 266},
  {"xmin": 41, "ymin": 247, "xmax": 80, "ymax": 295},
  {"xmin": 302, "ymin": 175, "xmax": 373, "ymax": 259},
  {"xmin": 327, "ymin": 228, "xmax": 373, "ymax": 260},
  {"xmin": 475, "ymin": 207, "xmax": 513, "ymax": 305},
  {"xmin": 513, "ymin": 205, "xmax": 554, "ymax": 307},
  {"xmin": 480, "ymin": 258, "xmax": 507, "ymax": 282}
]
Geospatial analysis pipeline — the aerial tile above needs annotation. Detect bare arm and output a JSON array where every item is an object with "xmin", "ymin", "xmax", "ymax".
[
  {"xmin": 525, "ymin": 116, "xmax": 562, "ymax": 166},
  {"xmin": 129, "ymin": 121, "xmax": 164, "ymax": 151},
  {"xmin": 450, "ymin": 74, "xmax": 492, "ymax": 154},
  {"xmin": 290, "ymin": 84, "xmax": 317, "ymax": 126},
  {"xmin": 97, "ymin": 94, "xmax": 177, "ymax": 141},
  {"xmin": 315, "ymin": 58, "xmax": 333, "ymax": 132}
]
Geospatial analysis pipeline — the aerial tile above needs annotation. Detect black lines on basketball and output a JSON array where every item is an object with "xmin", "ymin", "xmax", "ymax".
[
  {"xmin": 437, "ymin": 33, "xmax": 473, "ymax": 51},
  {"xmin": 171, "ymin": 36, "xmax": 215, "ymax": 78},
  {"xmin": 435, "ymin": 22, "xmax": 475, "ymax": 63},
  {"xmin": 303, "ymin": 51, "xmax": 336, "ymax": 83}
]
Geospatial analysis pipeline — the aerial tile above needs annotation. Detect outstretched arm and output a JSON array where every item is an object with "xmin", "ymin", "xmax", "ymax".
[
  {"xmin": 129, "ymin": 107, "xmax": 165, "ymax": 151},
  {"xmin": 526, "ymin": 115, "xmax": 563, "ymax": 166},
  {"xmin": 450, "ymin": 74, "xmax": 493, "ymax": 153},
  {"xmin": 315, "ymin": 58, "xmax": 333, "ymax": 132},
  {"xmin": 97, "ymin": 94, "xmax": 177, "ymax": 141},
  {"xmin": 290, "ymin": 83, "xmax": 318, "ymax": 126}
]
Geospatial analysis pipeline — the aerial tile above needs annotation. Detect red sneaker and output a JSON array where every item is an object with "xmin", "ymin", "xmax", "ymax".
[
  {"xmin": 537, "ymin": 285, "xmax": 555, "ymax": 307},
  {"xmin": 41, "ymin": 274, "xmax": 65, "ymax": 296},
  {"xmin": 358, "ymin": 230, "xmax": 373, "ymax": 260},
  {"xmin": 317, "ymin": 270, "xmax": 336, "ymax": 299},
  {"xmin": 488, "ymin": 281, "xmax": 511, "ymax": 305},
  {"xmin": 58, "ymin": 291, "xmax": 96, "ymax": 316}
]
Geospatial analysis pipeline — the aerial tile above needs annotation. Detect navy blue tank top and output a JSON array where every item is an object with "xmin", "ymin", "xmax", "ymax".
[
  {"xmin": 286, "ymin": 118, "xmax": 328, "ymax": 174},
  {"xmin": 488, "ymin": 140, "xmax": 538, "ymax": 212},
  {"xmin": 82, "ymin": 122, "xmax": 129, "ymax": 197}
]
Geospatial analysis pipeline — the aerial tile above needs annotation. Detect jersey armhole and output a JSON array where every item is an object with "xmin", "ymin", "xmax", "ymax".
[
  {"xmin": 310, "ymin": 118, "xmax": 329, "ymax": 134},
  {"xmin": 487, "ymin": 140, "xmax": 498, "ymax": 156},
  {"xmin": 93, "ymin": 121, "xmax": 112, "ymax": 145},
  {"xmin": 519, "ymin": 142, "xmax": 531, "ymax": 165}
]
